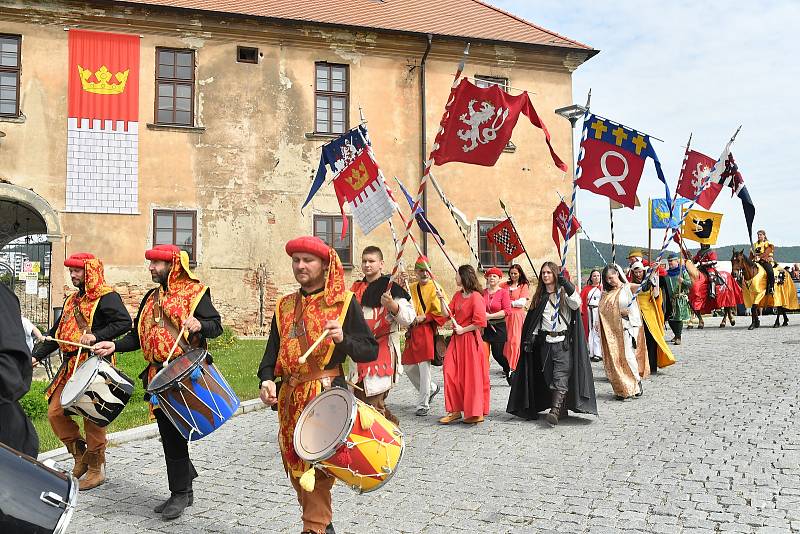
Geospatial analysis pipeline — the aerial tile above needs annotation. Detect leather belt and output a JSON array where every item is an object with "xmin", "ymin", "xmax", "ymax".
[
  {"xmin": 284, "ymin": 368, "xmax": 341, "ymax": 389},
  {"xmin": 545, "ymin": 331, "xmax": 567, "ymax": 337}
]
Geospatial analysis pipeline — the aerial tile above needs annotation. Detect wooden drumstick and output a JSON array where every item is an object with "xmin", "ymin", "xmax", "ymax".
[
  {"xmin": 44, "ymin": 336, "xmax": 94, "ymax": 351},
  {"xmin": 165, "ymin": 323, "xmax": 188, "ymax": 364},
  {"xmin": 298, "ymin": 331, "xmax": 328, "ymax": 364},
  {"xmin": 346, "ymin": 380, "xmax": 364, "ymax": 392}
]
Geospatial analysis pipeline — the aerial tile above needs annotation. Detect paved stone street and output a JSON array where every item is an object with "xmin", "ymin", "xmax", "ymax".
[{"xmin": 61, "ymin": 321, "xmax": 800, "ymax": 533}]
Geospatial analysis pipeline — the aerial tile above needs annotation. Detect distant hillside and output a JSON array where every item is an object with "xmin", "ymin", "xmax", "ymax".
[{"xmin": 579, "ymin": 240, "xmax": 800, "ymax": 268}]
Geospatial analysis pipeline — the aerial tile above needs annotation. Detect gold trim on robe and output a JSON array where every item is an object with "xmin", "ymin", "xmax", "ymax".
[{"xmin": 637, "ymin": 289, "xmax": 676, "ymax": 369}]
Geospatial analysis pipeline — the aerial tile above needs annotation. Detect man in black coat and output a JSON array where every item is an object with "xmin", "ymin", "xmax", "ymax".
[
  {"xmin": 0, "ymin": 285, "xmax": 39, "ymax": 457},
  {"xmin": 507, "ymin": 263, "xmax": 597, "ymax": 424}
]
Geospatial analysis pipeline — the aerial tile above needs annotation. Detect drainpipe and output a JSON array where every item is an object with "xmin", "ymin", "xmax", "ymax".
[{"xmin": 420, "ymin": 34, "xmax": 432, "ymax": 256}]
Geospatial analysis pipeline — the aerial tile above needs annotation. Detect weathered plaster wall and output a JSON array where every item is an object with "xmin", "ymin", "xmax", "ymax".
[{"xmin": 0, "ymin": 0, "xmax": 585, "ymax": 333}]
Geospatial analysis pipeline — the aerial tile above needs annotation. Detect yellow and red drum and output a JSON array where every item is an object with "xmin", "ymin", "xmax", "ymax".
[{"xmin": 293, "ymin": 387, "xmax": 404, "ymax": 493}]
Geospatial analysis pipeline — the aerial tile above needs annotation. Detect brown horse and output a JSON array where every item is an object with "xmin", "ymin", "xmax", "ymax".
[{"xmin": 730, "ymin": 249, "xmax": 789, "ymax": 329}]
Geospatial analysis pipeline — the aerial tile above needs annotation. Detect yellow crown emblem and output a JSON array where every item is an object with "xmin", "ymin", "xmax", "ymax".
[
  {"xmin": 77, "ymin": 65, "xmax": 129, "ymax": 95},
  {"xmin": 345, "ymin": 161, "xmax": 370, "ymax": 191}
]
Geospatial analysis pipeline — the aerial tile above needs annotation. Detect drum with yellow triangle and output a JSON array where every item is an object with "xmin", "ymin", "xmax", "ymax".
[{"xmin": 293, "ymin": 387, "xmax": 404, "ymax": 493}]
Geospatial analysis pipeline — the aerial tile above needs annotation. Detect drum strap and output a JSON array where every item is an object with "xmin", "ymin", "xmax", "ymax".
[
  {"xmin": 72, "ymin": 304, "xmax": 89, "ymax": 331},
  {"xmin": 291, "ymin": 292, "xmax": 311, "ymax": 356},
  {"xmin": 153, "ymin": 288, "xmax": 193, "ymax": 354}
]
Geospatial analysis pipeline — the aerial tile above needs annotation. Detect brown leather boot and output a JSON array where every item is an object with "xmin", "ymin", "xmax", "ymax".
[
  {"xmin": 66, "ymin": 440, "xmax": 88, "ymax": 479},
  {"xmin": 79, "ymin": 451, "xmax": 106, "ymax": 491},
  {"xmin": 545, "ymin": 390, "xmax": 566, "ymax": 426}
]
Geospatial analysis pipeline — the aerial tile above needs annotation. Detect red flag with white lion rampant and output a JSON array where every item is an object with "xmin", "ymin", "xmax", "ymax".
[{"xmin": 431, "ymin": 78, "xmax": 566, "ymax": 170}]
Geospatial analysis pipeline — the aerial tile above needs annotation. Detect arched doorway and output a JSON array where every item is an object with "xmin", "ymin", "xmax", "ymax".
[{"xmin": 0, "ymin": 181, "xmax": 62, "ymax": 329}]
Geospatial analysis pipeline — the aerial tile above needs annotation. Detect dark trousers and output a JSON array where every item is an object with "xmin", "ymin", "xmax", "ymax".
[
  {"xmin": 644, "ymin": 324, "xmax": 658, "ymax": 374},
  {"xmin": 485, "ymin": 321, "xmax": 510, "ymax": 377},
  {"xmin": 668, "ymin": 320, "xmax": 682, "ymax": 339},
  {"xmin": 489, "ymin": 341, "xmax": 510, "ymax": 376},
  {"xmin": 539, "ymin": 339, "xmax": 571, "ymax": 393},
  {"xmin": 758, "ymin": 260, "xmax": 775, "ymax": 291},
  {"xmin": 154, "ymin": 408, "xmax": 197, "ymax": 494}
]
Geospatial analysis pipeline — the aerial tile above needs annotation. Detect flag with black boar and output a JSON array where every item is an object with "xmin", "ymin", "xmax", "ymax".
[{"xmin": 681, "ymin": 208, "xmax": 723, "ymax": 245}]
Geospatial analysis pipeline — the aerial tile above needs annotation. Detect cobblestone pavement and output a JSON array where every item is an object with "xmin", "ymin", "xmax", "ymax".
[{"xmin": 60, "ymin": 321, "xmax": 800, "ymax": 533}]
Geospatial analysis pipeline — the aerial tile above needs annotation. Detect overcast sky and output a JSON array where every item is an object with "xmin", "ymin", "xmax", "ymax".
[{"xmin": 487, "ymin": 1, "xmax": 798, "ymax": 248}]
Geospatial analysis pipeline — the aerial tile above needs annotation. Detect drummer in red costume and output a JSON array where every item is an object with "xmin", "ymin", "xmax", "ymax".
[
  {"xmin": 349, "ymin": 246, "xmax": 415, "ymax": 425},
  {"xmin": 33, "ymin": 253, "xmax": 131, "ymax": 490},
  {"xmin": 93, "ymin": 244, "xmax": 222, "ymax": 520},
  {"xmin": 257, "ymin": 236, "xmax": 377, "ymax": 534}
]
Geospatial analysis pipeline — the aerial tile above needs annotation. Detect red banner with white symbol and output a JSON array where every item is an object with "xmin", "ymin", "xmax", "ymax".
[
  {"xmin": 676, "ymin": 149, "xmax": 721, "ymax": 209},
  {"xmin": 577, "ymin": 136, "xmax": 645, "ymax": 209},
  {"xmin": 431, "ymin": 78, "xmax": 566, "ymax": 170},
  {"xmin": 552, "ymin": 201, "xmax": 581, "ymax": 256}
]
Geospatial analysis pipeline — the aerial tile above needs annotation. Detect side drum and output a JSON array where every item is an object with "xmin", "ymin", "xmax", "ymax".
[
  {"xmin": 0, "ymin": 442, "xmax": 78, "ymax": 534},
  {"xmin": 294, "ymin": 387, "xmax": 404, "ymax": 493},
  {"xmin": 147, "ymin": 348, "xmax": 240, "ymax": 441},
  {"xmin": 60, "ymin": 356, "xmax": 134, "ymax": 427}
]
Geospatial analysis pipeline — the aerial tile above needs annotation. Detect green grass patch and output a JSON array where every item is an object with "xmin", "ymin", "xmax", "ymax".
[{"xmin": 24, "ymin": 334, "xmax": 266, "ymax": 453}]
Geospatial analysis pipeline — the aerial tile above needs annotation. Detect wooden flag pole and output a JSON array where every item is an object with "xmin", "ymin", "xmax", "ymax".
[
  {"xmin": 555, "ymin": 191, "xmax": 607, "ymax": 265},
  {"xmin": 428, "ymin": 172, "xmax": 484, "ymax": 272},
  {"xmin": 654, "ymin": 132, "xmax": 693, "ymax": 266},
  {"xmin": 499, "ymin": 198, "xmax": 538, "ymax": 279},
  {"xmin": 388, "ymin": 42, "xmax": 470, "ymax": 293}
]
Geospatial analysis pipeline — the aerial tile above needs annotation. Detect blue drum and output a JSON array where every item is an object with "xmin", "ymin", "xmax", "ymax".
[{"xmin": 147, "ymin": 348, "xmax": 240, "ymax": 441}]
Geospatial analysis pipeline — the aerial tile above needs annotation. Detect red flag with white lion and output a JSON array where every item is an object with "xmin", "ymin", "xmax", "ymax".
[{"xmin": 431, "ymin": 78, "xmax": 566, "ymax": 171}]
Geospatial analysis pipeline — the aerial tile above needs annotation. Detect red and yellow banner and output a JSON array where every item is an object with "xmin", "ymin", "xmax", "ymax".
[{"xmin": 68, "ymin": 29, "xmax": 139, "ymax": 126}]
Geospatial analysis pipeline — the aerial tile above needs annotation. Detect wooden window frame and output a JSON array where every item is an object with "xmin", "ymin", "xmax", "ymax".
[
  {"xmin": 0, "ymin": 34, "xmax": 21, "ymax": 118},
  {"xmin": 477, "ymin": 219, "xmax": 511, "ymax": 269},
  {"xmin": 314, "ymin": 62, "xmax": 349, "ymax": 135},
  {"xmin": 474, "ymin": 75, "xmax": 508, "ymax": 90},
  {"xmin": 313, "ymin": 214, "xmax": 353, "ymax": 267},
  {"xmin": 474, "ymin": 75, "xmax": 515, "ymax": 150},
  {"xmin": 237, "ymin": 46, "xmax": 259, "ymax": 64},
  {"xmin": 152, "ymin": 209, "xmax": 197, "ymax": 263},
  {"xmin": 154, "ymin": 48, "xmax": 196, "ymax": 127}
]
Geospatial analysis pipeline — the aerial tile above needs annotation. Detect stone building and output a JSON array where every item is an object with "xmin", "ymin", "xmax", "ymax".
[{"xmin": 0, "ymin": 0, "xmax": 595, "ymax": 333}]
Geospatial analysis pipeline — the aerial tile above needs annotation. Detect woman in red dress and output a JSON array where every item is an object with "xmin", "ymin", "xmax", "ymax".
[
  {"xmin": 502, "ymin": 263, "xmax": 530, "ymax": 373},
  {"xmin": 483, "ymin": 267, "xmax": 512, "ymax": 382},
  {"xmin": 439, "ymin": 265, "xmax": 489, "ymax": 425}
]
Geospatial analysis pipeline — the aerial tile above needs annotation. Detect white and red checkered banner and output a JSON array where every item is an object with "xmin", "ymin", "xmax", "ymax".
[{"xmin": 67, "ymin": 30, "xmax": 139, "ymax": 214}]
